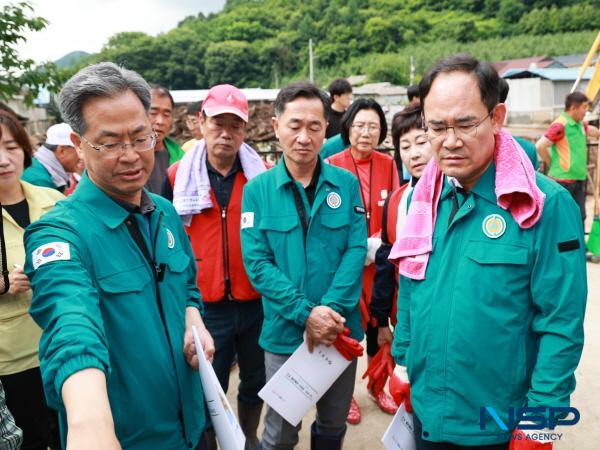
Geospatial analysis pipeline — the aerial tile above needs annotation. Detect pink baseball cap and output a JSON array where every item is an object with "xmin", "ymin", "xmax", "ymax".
[{"xmin": 201, "ymin": 84, "xmax": 248, "ymax": 122}]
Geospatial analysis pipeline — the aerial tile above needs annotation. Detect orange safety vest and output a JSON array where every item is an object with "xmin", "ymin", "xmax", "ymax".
[
  {"xmin": 380, "ymin": 184, "xmax": 409, "ymax": 326},
  {"xmin": 168, "ymin": 163, "xmax": 260, "ymax": 303}
]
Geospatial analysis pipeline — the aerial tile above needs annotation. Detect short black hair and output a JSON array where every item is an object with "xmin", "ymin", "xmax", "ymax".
[
  {"xmin": 150, "ymin": 84, "xmax": 174, "ymax": 108},
  {"xmin": 340, "ymin": 98, "xmax": 387, "ymax": 146},
  {"xmin": 419, "ymin": 54, "xmax": 501, "ymax": 113},
  {"xmin": 328, "ymin": 78, "xmax": 352, "ymax": 99},
  {"xmin": 186, "ymin": 101, "xmax": 202, "ymax": 115},
  {"xmin": 274, "ymin": 81, "xmax": 331, "ymax": 119},
  {"xmin": 407, "ymin": 85, "xmax": 420, "ymax": 102},
  {"xmin": 565, "ymin": 91, "xmax": 589, "ymax": 110},
  {"xmin": 391, "ymin": 103, "xmax": 423, "ymax": 153},
  {"xmin": 498, "ymin": 78, "xmax": 509, "ymax": 103}
]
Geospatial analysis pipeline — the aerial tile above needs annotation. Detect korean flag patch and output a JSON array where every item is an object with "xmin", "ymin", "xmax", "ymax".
[{"xmin": 32, "ymin": 242, "xmax": 71, "ymax": 269}]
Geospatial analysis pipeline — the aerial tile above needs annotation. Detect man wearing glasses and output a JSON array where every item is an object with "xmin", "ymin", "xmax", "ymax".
[
  {"xmin": 389, "ymin": 55, "xmax": 586, "ymax": 449},
  {"xmin": 165, "ymin": 84, "xmax": 267, "ymax": 450},
  {"xmin": 24, "ymin": 62, "xmax": 214, "ymax": 450}
]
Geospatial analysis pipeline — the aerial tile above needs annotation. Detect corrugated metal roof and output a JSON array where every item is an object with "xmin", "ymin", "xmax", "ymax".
[
  {"xmin": 502, "ymin": 67, "xmax": 595, "ymax": 81},
  {"xmin": 171, "ymin": 88, "xmax": 280, "ymax": 104},
  {"xmin": 493, "ymin": 56, "xmax": 561, "ymax": 76}
]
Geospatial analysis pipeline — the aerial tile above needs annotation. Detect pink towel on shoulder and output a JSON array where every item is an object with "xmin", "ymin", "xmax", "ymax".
[{"xmin": 389, "ymin": 128, "xmax": 545, "ymax": 280}]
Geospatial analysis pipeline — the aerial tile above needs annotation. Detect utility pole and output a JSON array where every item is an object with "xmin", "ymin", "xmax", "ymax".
[
  {"xmin": 410, "ymin": 55, "xmax": 415, "ymax": 85},
  {"xmin": 309, "ymin": 39, "xmax": 314, "ymax": 83}
]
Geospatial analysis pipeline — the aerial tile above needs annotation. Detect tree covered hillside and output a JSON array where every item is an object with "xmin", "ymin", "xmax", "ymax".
[{"xmin": 79, "ymin": 0, "xmax": 598, "ymax": 88}]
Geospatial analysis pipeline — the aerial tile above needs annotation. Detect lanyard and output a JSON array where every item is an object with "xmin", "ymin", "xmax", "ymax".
[
  {"xmin": 290, "ymin": 182, "xmax": 309, "ymax": 237},
  {"xmin": 448, "ymin": 184, "xmax": 467, "ymax": 227},
  {"xmin": 351, "ymin": 155, "xmax": 373, "ymax": 234}
]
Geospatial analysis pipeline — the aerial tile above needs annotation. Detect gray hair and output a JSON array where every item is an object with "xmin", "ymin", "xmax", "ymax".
[{"xmin": 59, "ymin": 62, "xmax": 152, "ymax": 135}]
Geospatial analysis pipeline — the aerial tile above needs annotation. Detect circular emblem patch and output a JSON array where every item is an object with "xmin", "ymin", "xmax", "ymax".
[
  {"xmin": 166, "ymin": 229, "xmax": 175, "ymax": 249},
  {"xmin": 482, "ymin": 214, "xmax": 506, "ymax": 239},
  {"xmin": 326, "ymin": 192, "xmax": 342, "ymax": 209}
]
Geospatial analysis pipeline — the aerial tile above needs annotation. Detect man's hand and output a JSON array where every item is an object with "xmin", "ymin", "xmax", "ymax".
[
  {"xmin": 184, "ymin": 307, "xmax": 215, "ymax": 368},
  {"xmin": 377, "ymin": 326, "xmax": 393, "ymax": 346},
  {"xmin": 305, "ymin": 305, "xmax": 345, "ymax": 352},
  {"xmin": 7, "ymin": 266, "xmax": 30, "ymax": 295}
]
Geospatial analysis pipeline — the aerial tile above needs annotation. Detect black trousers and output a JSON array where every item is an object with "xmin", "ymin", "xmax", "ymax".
[
  {"xmin": 1, "ymin": 367, "xmax": 60, "ymax": 450},
  {"xmin": 414, "ymin": 414, "xmax": 509, "ymax": 450},
  {"xmin": 557, "ymin": 180, "xmax": 586, "ymax": 225}
]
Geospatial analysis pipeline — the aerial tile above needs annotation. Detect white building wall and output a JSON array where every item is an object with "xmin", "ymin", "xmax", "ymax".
[{"xmin": 506, "ymin": 78, "xmax": 542, "ymax": 111}]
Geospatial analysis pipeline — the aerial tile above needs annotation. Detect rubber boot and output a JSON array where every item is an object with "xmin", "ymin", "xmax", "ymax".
[
  {"xmin": 203, "ymin": 427, "xmax": 218, "ymax": 450},
  {"xmin": 310, "ymin": 422, "xmax": 345, "ymax": 450},
  {"xmin": 238, "ymin": 401, "xmax": 263, "ymax": 450}
]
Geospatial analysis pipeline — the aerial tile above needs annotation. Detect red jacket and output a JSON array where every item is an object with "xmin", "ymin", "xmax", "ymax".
[
  {"xmin": 168, "ymin": 162, "xmax": 260, "ymax": 302},
  {"xmin": 326, "ymin": 149, "xmax": 399, "ymax": 236}
]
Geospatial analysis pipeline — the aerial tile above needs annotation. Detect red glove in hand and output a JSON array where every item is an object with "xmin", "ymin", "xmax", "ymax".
[
  {"xmin": 333, "ymin": 327, "xmax": 364, "ymax": 361},
  {"xmin": 362, "ymin": 343, "xmax": 394, "ymax": 396},
  {"xmin": 509, "ymin": 429, "xmax": 553, "ymax": 450},
  {"xmin": 389, "ymin": 366, "xmax": 412, "ymax": 413}
]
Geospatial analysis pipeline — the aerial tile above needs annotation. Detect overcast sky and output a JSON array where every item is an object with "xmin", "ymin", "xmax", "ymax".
[{"xmin": 6, "ymin": 0, "xmax": 226, "ymax": 64}]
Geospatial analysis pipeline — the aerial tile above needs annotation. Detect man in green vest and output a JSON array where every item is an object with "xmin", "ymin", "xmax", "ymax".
[
  {"xmin": 536, "ymin": 91, "xmax": 600, "ymax": 222},
  {"xmin": 147, "ymin": 85, "xmax": 184, "ymax": 194}
]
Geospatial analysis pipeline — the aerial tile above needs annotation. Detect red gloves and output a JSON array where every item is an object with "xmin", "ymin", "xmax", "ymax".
[
  {"xmin": 333, "ymin": 327, "xmax": 364, "ymax": 361},
  {"xmin": 509, "ymin": 429, "xmax": 553, "ymax": 450},
  {"xmin": 389, "ymin": 366, "xmax": 412, "ymax": 413},
  {"xmin": 362, "ymin": 343, "xmax": 395, "ymax": 396}
]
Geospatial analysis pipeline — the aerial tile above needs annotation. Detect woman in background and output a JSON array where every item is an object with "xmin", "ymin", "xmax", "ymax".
[{"xmin": 0, "ymin": 110, "xmax": 63, "ymax": 450}]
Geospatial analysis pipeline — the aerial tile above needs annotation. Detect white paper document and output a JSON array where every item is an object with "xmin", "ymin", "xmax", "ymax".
[
  {"xmin": 258, "ymin": 340, "xmax": 351, "ymax": 426},
  {"xmin": 192, "ymin": 326, "xmax": 245, "ymax": 450},
  {"xmin": 382, "ymin": 402, "xmax": 416, "ymax": 450}
]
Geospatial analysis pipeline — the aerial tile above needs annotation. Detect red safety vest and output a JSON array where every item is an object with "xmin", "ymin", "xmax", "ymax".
[
  {"xmin": 380, "ymin": 184, "xmax": 409, "ymax": 326},
  {"xmin": 326, "ymin": 149, "xmax": 399, "ymax": 236},
  {"xmin": 168, "ymin": 163, "xmax": 260, "ymax": 302}
]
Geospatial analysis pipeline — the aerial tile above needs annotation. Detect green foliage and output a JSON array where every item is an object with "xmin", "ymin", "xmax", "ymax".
[
  {"xmin": 204, "ymin": 41, "xmax": 264, "ymax": 87},
  {"xmin": 519, "ymin": 3, "xmax": 600, "ymax": 34},
  {"xmin": 342, "ymin": 30, "xmax": 598, "ymax": 87},
  {"xmin": 64, "ymin": 0, "xmax": 599, "ymax": 90},
  {"xmin": 0, "ymin": 1, "xmax": 64, "ymax": 105}
]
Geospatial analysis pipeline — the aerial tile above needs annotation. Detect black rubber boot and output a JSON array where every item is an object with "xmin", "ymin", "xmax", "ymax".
[
  {"xmin": 238, "ymin": 401, "xmax": 263, "ymax": 450},
  {"xmin": 310, "ymin": 422, "xmax": 345, "ymax": 450},
  {"xmin": 203, "ymin": 427, "xmax": 218, "ymax": 450}
]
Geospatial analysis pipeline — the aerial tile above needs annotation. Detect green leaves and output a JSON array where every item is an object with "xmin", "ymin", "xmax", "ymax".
[{"xmin": 0, "ymin": 1, "xmax": 64, "ymax": 105}]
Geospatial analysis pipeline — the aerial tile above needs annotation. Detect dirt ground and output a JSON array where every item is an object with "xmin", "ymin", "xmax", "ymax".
[{"xmin": 226, "ymin": 197, "xmax": 600, "ymax": 449}]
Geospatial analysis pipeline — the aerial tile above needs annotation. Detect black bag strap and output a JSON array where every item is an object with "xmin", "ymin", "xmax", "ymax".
[{"xmin": 0, "ymin": 204, "xmax": 10, "ymax": 294}]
